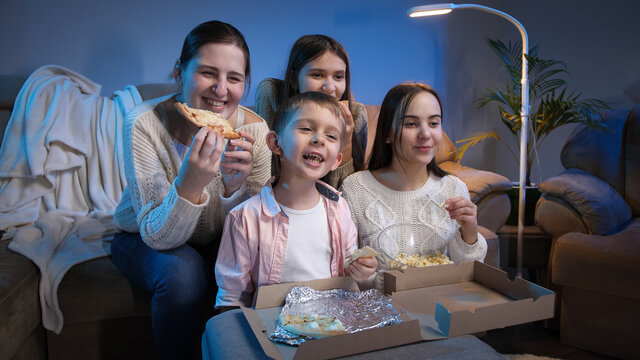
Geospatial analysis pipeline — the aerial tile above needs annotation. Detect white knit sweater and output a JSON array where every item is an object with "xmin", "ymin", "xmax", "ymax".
[
  {"xmin": 114, "ymin": 95, "xmax": 271, "ymax": 250},
  {"xmin": 340, "ymin": 171, "xmax": 487, "ymax": 268}
]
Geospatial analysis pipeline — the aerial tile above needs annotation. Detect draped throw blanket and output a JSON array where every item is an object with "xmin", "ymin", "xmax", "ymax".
[{"xmin": 0, "ymin": 65, "xmax": 143, "ymax": 333}]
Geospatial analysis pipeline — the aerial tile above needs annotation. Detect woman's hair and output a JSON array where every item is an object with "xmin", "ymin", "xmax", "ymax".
[
  {"xmin": 368, "ymin": 83, "xmax": 448, "ymax": 178},
  {"xmin": 280, "ymin": 35, "xmax": 352, "ymax": 104},
  {"xmin": 273, "ymin": 91, "xmax": 346, "ymax": 141},
  {"xmin": 175, "ymin": 20, "xmax": 251, "ymax": 93}
]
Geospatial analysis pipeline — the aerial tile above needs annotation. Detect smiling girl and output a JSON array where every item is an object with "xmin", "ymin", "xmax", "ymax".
[{"xmin": 340, "ymin": 83, "xmax": 487, "ymax": 289}]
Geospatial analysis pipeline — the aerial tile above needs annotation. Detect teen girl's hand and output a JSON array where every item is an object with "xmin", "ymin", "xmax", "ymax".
[
  {"xmin": 220, "ymin": 130, "xmax": 255, "ymax": 197},
  {"xmin": 346, "ymin": 256, "xmax": 377, "ymax": 281},
  {"xmin": 175, "ymin": 127, "xmax": 225, "ymax": 204},
  {"xmin": 444, "ymin": 197, "xmax": 479, "ymax": 245},
  {"xmin": 338, "ymin": 100, "xmax": 354, "ymax": 164}
]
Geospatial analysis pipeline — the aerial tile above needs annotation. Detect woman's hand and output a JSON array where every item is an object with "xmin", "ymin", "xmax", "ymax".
[
  {"xmin": 444, "ymin": 197, "xmax": 478, "ymax": 245},
  {"xmin": 221, "ymin": 130, "xmax": 255, "ymax": 197},
  {"xmin": 347, "ymin": 256, "xmax": 377, "ymax": 281},
  {"xmin": 175, "ymin": 127, "xmax": 225, "ymax": 204},
  {"xmin": 338, "ymin": 101, "xmax": 354, "ymax": 164}
]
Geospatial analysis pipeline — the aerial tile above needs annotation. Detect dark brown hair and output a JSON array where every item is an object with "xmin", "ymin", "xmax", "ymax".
[{"xmin": 368, "ymin": 83, "xmax": 448, "ymax": 178}]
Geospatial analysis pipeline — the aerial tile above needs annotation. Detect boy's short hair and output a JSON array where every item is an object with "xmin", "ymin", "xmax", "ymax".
[{"xmin": 272, "ymin": 92, "xmax": 347, "ymax": 142}]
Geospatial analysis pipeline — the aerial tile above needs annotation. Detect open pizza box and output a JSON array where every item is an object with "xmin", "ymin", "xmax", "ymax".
[
  {"xmin": 242, "ymin": 261, "xmax": 555, "ymax": 359},
  {"xmin": 385, "ymin": 261, "xmax": 556, "ymax": 339},
  {"xmin": 241, "ymin": 277, "xmax": 423, "ymax": 360}
]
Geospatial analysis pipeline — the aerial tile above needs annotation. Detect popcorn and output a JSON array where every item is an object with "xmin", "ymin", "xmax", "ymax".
[{"xmin": 393, "ymin": 252, "xmax": 453, "ymax": 267}]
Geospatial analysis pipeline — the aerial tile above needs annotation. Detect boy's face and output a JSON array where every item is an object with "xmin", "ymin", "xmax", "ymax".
[{"xmin": 270, "ymin": 103, "xmax": 344, "ymax": 181}]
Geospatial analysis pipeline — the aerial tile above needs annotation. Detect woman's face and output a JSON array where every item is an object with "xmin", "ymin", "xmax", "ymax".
[
  {"xmin": 393, "ymin": 91, "xmax": 443, "ymax": 168},
  {"xmin": 179, "ymin": 42, "xmax": 246, "ymax": 120},
  {"xmin": 296, "ymin": 51, "xmax": 347, "ymax": 100}
]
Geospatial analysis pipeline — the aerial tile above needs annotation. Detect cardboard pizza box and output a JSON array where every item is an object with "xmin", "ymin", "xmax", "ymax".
[
  {"xmin": 385, "ymin": 261, "xmax": 556, "ymax": 339},
  {"xmin": 242, "ymin": 277, "xmax": 423, "ymax": 360}
]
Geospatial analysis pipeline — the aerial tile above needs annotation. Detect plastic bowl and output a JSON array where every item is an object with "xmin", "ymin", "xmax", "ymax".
[{"xmin": 376, "ymin": 223, "xmax": 451, "ymax": 269}]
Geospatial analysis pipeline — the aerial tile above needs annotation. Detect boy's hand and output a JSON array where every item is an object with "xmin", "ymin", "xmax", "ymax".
[
  {"xmin": 221, "ymin": 130, "xmax": 255, "ymax": 197},
  {"xmin": 444, "ymin": 196, "xmax": 478, "ymax": 245},
  {"xmin": 347, "ymin": 256, "xmax": 377, "ymax": 281}
]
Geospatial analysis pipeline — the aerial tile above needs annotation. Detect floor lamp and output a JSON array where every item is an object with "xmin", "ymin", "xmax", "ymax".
[{"xmin": 408, "ymin": 3, "xmax": 530, "ymax": 278}]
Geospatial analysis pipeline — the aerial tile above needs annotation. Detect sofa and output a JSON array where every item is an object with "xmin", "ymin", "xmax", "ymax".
[
  {"xmin": 0, "ymin": 73, "xmax": 510, "ymax": 359},
  {"xmin": 535, "ymin": 105, "xmax": 640, "ymax": 359}
]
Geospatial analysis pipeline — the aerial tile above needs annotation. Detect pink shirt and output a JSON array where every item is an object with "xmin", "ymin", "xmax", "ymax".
[{"xmin": 215, "ymin": 177, "xmax": 358, "ymax": 307}]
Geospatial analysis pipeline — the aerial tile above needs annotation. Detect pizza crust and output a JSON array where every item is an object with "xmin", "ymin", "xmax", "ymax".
[
  {"xmin": 174, "ymin": 102, "xmax": 241, "ymax": 139},
  {"xmin": 278, "ymin": 313, "xmax": 347, "ymax": 338},
  {"xmin": 344, "ymin": 246, "xmax": 379, "ymax": 268}
]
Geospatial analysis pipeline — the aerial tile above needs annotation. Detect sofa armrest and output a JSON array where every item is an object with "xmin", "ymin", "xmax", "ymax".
[
  {"xmin": 438, "ymin": 161, "xmax": 512, "ymax": 203},
  {"xmin": 535, "ymin": 195, "xmax": 588, "ymax": 238},
  {"xmin": 538, "ymin": 168, "xmax": 631, "ymax": 236},
  {"xmin": 479, "ymin": 226, "xmax": 500, "ymax": 269}
]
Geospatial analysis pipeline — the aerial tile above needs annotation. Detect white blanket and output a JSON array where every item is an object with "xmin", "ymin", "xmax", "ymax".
[{"xmin": 0, "ymin": 65, "xmax": 143, "ymax": 333}]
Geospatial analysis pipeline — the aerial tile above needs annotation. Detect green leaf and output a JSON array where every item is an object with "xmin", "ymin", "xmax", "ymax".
[{"xmin": 461, "ymin": 37, "xmax": 611, "ymax": 185}]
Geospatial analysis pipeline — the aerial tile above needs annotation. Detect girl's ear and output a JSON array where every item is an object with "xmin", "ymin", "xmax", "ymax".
[
  {"xmin": 173, "ymin": 61, "xmax": 182, "ymax": 81},
  {"xmin": 266, "ymin": 131, "xmax": 282, "ymax": 155},
  {"xmin": 385, "ymin": 136, "xmax": 392, "ymax": 144}
]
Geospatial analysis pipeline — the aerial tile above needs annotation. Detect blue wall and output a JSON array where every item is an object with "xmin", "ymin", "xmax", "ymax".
[{"xmin": 2, "ymin": 0, "xmax": 639, "ymax": 181}]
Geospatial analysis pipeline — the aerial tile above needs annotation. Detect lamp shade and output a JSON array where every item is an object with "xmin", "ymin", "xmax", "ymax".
[{"xmin": 408, "ymin": 3, "xmax": 455, "ymax": 17}]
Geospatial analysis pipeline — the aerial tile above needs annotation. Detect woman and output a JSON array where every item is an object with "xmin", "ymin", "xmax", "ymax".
[
  {"xmin": 340, "ymin": 83, "xmax": 487, "ymax": 290},
  {"xmin": 255, "ymin": 34, "xmax": 367, "ymax": 189},
  {"xmin": 111, "ymin": 20, "xmax": 270, "ymax": 359}
]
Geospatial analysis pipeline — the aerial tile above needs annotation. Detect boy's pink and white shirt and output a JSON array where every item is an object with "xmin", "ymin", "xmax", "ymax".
[{"xmin": 215, "ymin": 177, "xmax": 358, "ymax": 307}]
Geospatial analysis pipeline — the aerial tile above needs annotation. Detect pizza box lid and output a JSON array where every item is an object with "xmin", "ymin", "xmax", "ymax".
[
  {"xmin": 385, "ymin": 261, "xmax": 556, "ymax": 339},
  {"xmin": 243, "ymin": 276, "xmax": 423, "ymax": 360}
]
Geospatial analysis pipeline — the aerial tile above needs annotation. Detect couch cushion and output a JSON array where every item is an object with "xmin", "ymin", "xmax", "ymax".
[
  {"xmin": 439, "ymin": 161, "xmax": 512, "ymax": 203},
  {"xmin": 624, "ymin": 104, "xmax": 640, "ymax": 216},
  {"xmin": 57, "ymin": 256, "xmax": 150, "ymax": 324},
  {"xmin": 551, "ymin": 218, "xmax": 640, "ymax": 301},
  {"xmin": 561, "ymin": 108, "xmax": 629, "ymax": 194},
  {"xmin": 135, "ymin": 83, "xmax": 178, "ymax": 102},
  {"xmin": 539, "ymin": 168, "xmax": 631, "ymax": 235},
  {"xmin": 0, "ymin": 239, "xmax": 41, "ymax": 360}
]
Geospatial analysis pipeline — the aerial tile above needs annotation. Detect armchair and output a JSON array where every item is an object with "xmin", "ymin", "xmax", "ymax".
[{"xmin": 535, "ymin": 105, "xmax": 640, "ymax": 359}]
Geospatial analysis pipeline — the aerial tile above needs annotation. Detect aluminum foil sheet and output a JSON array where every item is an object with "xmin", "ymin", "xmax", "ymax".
[{"xmin": 269, "ymin": 286, "xmax": 402, "ymax": 345}]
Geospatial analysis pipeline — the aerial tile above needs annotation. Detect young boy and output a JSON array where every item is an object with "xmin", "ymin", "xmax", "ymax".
[{"xmin": 215, "ymin": 92, "xmax": 377, "ymax": 308}]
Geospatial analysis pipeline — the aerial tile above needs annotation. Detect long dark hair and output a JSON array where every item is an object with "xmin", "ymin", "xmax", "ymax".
[
  {"xmin": 175, "ymin": 20, "xmax": 251, "ymax": 94},
  {"xmin": 368, "ymin": 83, "xmax": 448, "ymax": 178}
]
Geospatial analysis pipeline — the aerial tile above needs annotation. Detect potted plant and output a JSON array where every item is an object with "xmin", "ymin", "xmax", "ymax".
[{"xmin": 454, "ymin": 39, "xmax": 610, "ymax": 224}]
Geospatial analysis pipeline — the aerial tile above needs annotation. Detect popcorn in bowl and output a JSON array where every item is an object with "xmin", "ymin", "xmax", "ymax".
[{"xmin": 376, "ymin": 223, "xmax": 452, "ymax": 269}]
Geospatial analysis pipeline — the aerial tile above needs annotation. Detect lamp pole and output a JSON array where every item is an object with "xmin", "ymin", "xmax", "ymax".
[{"xmin": 409, "ymin": 3, "xmax": 529, "ymax": 278}]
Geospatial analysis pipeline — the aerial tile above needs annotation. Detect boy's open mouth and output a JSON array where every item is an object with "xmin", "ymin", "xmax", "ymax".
[{"xmin": 303, "ymin": 152, "xmax": 324, "ymax": 164}]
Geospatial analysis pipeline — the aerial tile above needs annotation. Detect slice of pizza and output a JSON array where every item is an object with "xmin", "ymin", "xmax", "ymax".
[
  {"xmin": 344, "ymin": 246, "xmax": 379, "ymax": 268},
  {"xmin": 175, "ymin": 102, "xmax": 241, "ymax": 139},
  {"xmin": 278, "ymin": 313, "xmax": 347, "ymax": 338}
]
